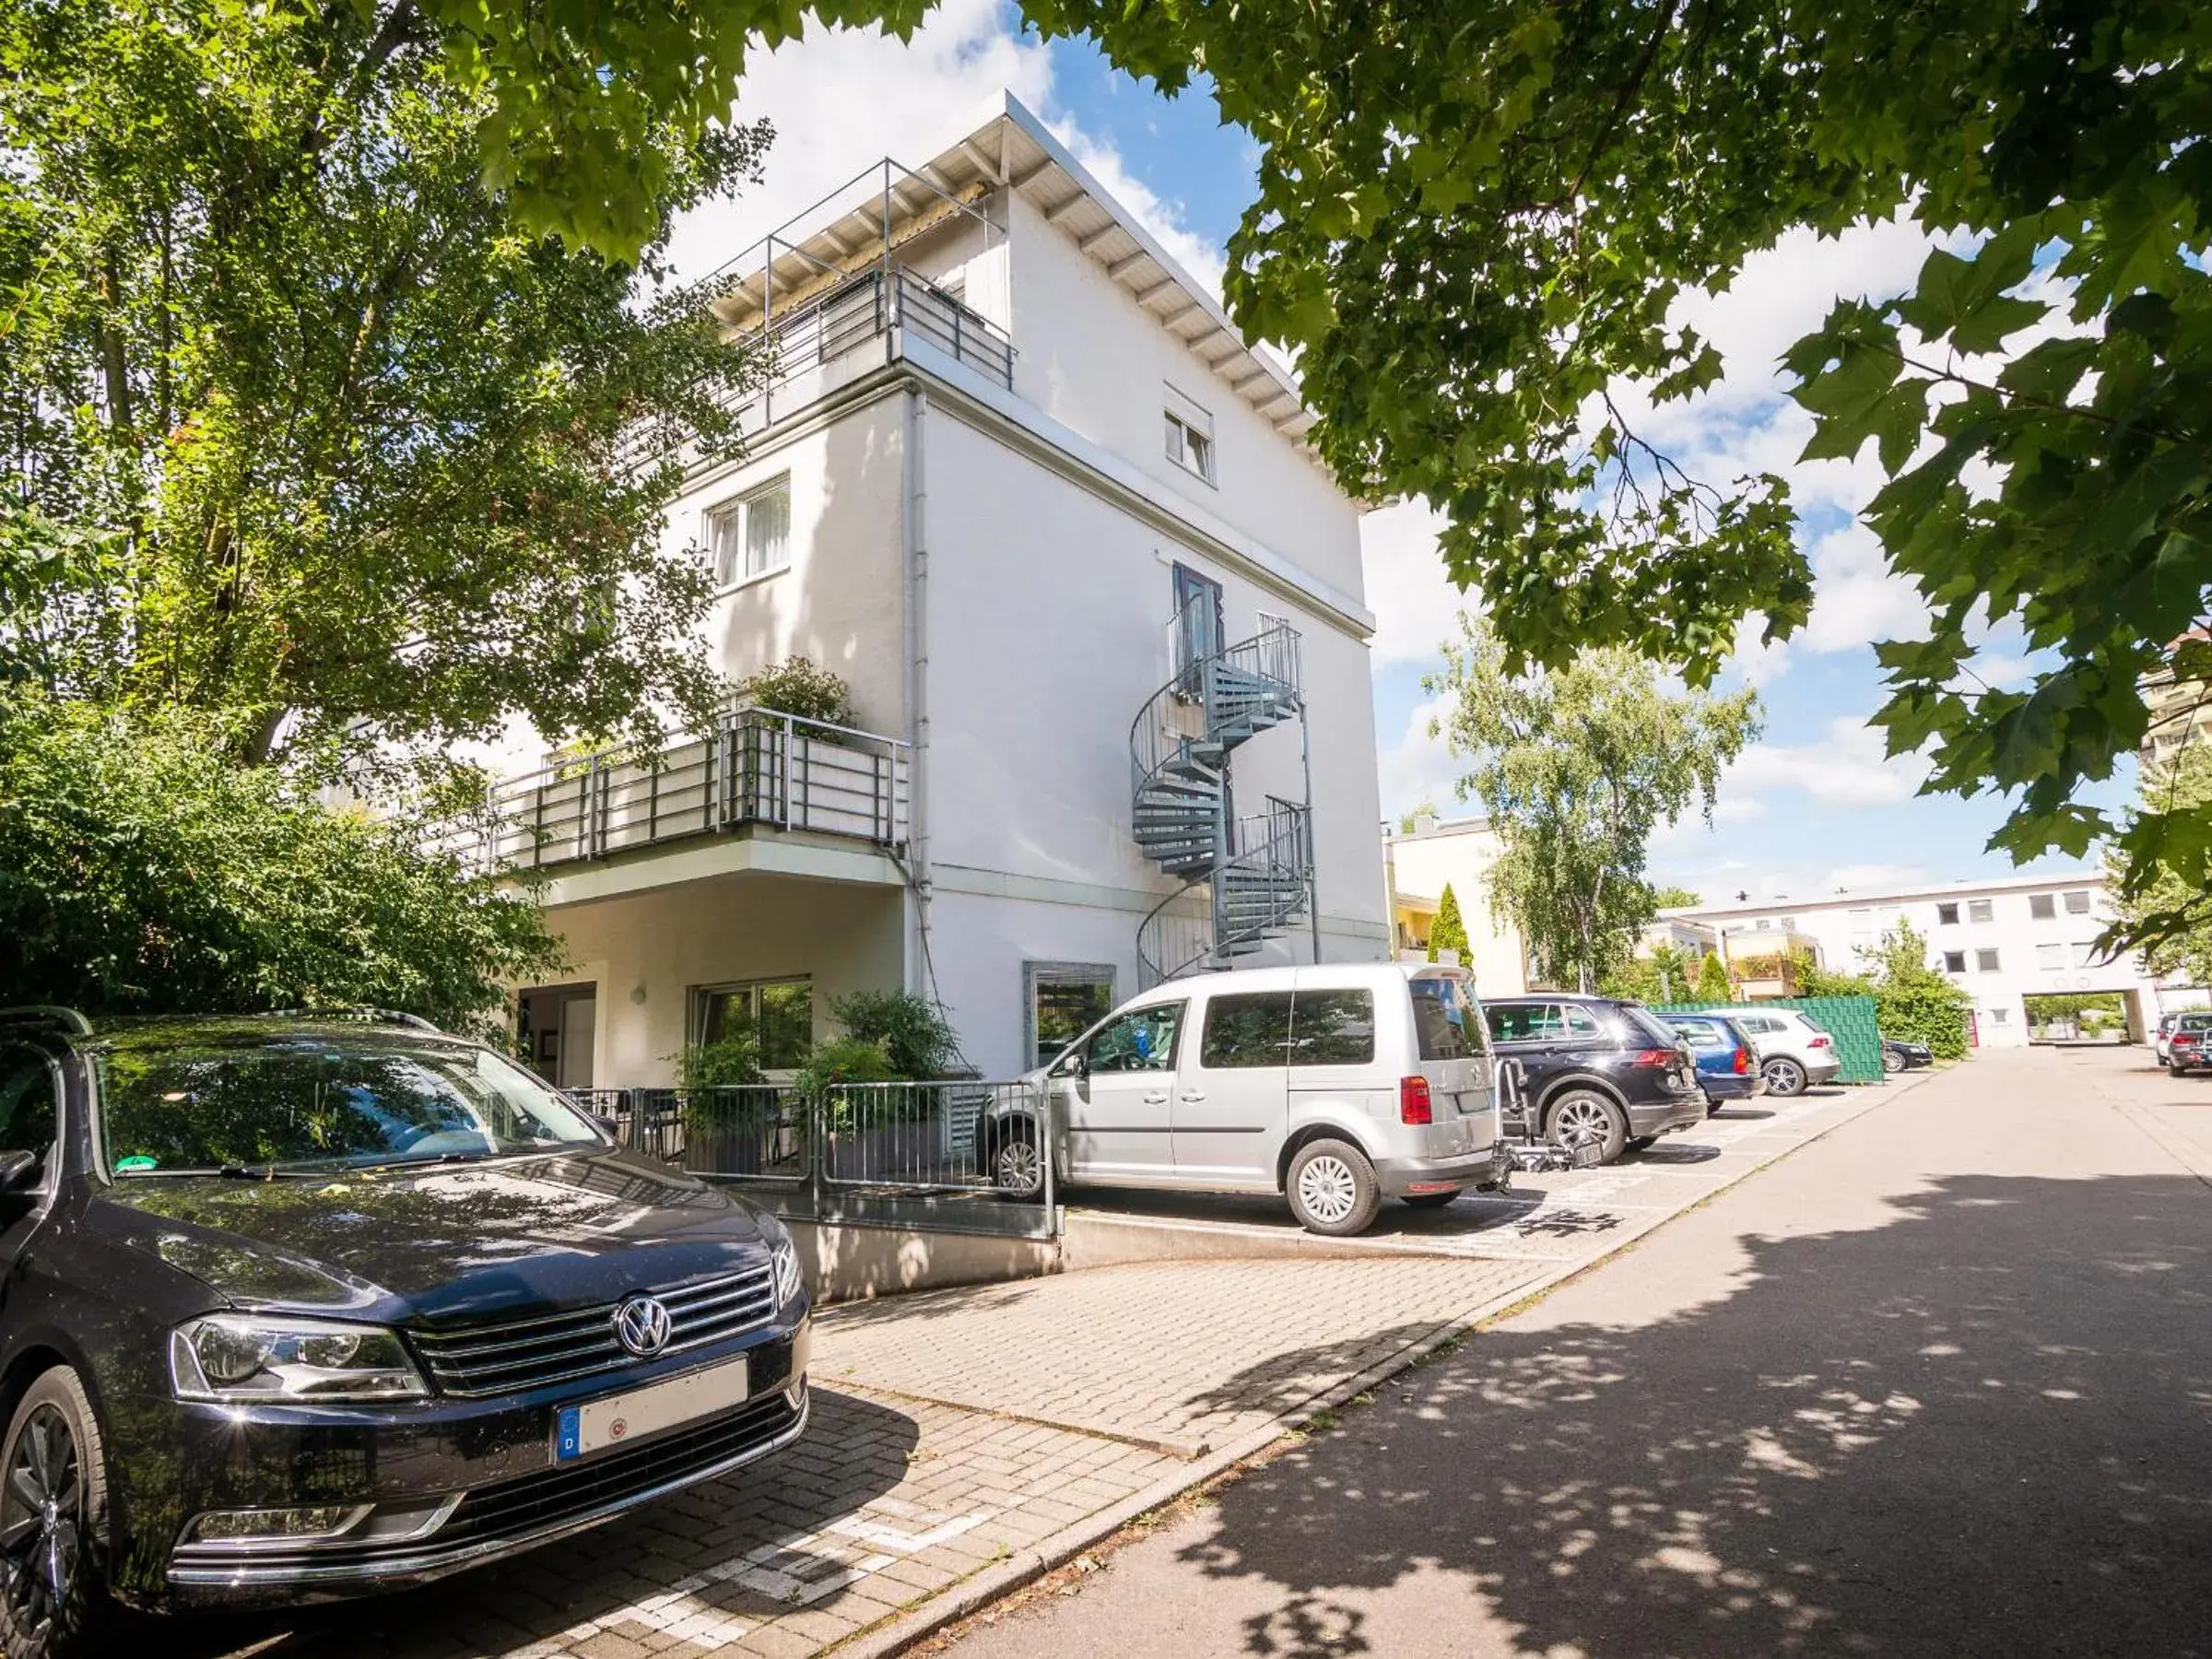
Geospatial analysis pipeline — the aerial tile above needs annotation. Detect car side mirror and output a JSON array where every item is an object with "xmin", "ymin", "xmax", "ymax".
[
  {"xmin": 1059, "ymin": 1053, "xmax": 1088, "ymax": 1081},
  {"xmin": 0, "ymin": 1149, "xmax": 41, "ymax": 1193}
]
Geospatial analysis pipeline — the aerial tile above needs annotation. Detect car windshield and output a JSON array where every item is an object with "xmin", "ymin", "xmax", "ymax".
[
  {"xmin": 1409, "ymin": 976, "xmax": 1486, "ymax": 1060},
  {"xmin": 96, "ymin": 1034, "xmax": 606, "ymax": 1176}
]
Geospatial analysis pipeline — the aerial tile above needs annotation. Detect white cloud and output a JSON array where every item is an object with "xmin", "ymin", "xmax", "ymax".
[
  {"xmin": 1046, "ymin": 119, "xmax": 1231, "ymax": 298},
  {"xmin": 1376, "ymin": 695, "xmax": 1466, "ymax": 820},
  {"xmin": 1361, "ymin": 502, "xmax": 1480, "ymax": 664},
  {"xmin": 1798, "ymin": 524, "xmax": 1930, "ymax": 656},
  {"xmin": 1823, "ymin": 862, "xmax": 1932, "ymax": 894},
  {"xmin": 1732, "ymin": 715, "xmax": 1930, "ymax": 808}
]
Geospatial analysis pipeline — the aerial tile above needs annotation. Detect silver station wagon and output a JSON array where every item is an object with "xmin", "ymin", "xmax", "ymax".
[{"xmin": 982, "ymin": 963, "xmax": 1512, "ymax": 1235}]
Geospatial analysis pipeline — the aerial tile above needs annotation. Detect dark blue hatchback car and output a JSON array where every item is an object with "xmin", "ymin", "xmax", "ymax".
[{"xmin": 1662, "ymin": 1013, "xmax": 1769, "ymax": 1112}]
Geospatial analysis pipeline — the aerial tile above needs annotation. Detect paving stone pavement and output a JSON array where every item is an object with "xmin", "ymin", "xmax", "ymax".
[{"xmin": 185, "ymin": 1080, "xmax": 1912, "ymax": 1659}]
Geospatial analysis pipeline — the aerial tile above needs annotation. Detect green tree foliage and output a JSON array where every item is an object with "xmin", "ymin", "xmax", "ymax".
[
  {"xmin": 1428, "ymin": 882, "xmax": 1470, "ymax": 965},
  {"xmin": 0, "ymin": 0, "xmax": 769, "ymax": 766},
  {"xmin": 735, "ymin": 658, "xmax": 858, "ymax": 730},
  {"xmin": 1695, "ymin": 951, "xmax": 1734, "ymax": 1001},
  {"xmin": 1432, "ymin": 616, "xmax": 1759, "ymax": 992},
  {"xmin": 384, "ymin": 0, "xmax": 2207, "ymax": 958},
  {"xmin": 0, "ymin": 699, "xmax": 557, "ymax": 1026},
  {"xmin": 1601, "ymin": 942, "xmax": 1690, "ymax": 1004},
  {"xmin": 2107, "ymin": 747, "xmax": 2212, "ymax": 987},
  {"xmin": 1651, "ymin": 886, "xmax": 1702, "ymax": 910},
  {"xmin": 1826, "ymin": 922, "xmax": 1974, "ymax": 1058}
]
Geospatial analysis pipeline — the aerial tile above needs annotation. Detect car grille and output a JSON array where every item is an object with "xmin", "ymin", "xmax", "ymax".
[{"xmin": 408, "ymin": 1261, "xmax": 779, "ymax": 1398}]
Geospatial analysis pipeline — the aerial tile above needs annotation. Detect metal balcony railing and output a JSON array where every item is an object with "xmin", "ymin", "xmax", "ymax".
[{"xmin": 429, "ymin": 707, "xmax": 910, "ymax": 877}]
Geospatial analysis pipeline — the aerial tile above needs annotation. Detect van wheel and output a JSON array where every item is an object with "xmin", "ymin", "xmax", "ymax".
[
  {"xmin": 1286, "ymin": 1139, "xmax": 1382, "ymax": 1236},
  {"xmin": 991, "ymin": 1128, "xmax": 1044, "ymax": 1199},
  {"xmin": 0, "ymin": 1368, "xmax": 115, "ymax": 1659},
  {"xmin": 1545, "ymin": 1090, "xmax": 1627, "ymax": 1164}
]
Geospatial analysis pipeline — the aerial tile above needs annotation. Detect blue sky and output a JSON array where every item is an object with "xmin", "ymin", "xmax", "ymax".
[{"xmin": 686, "ymin": 5, "xmax": 2124, "ymax": 908}]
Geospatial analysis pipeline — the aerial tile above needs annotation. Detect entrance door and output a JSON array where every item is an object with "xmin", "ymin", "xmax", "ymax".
[
  {"xmin": 1056, "ymin": 999, "xmax": 1186, "ymax": 1182},
  {"xmin": 558, "ymin": 995, "xmax": 597, "ymax": 1088},
  {"xmin": 1171, "ymin": 564, "xmax": 1224, "ymax": 682},
  {"xmin": 1173, "ymin": 987, "xmax": 1290, "ymax": 1185}
]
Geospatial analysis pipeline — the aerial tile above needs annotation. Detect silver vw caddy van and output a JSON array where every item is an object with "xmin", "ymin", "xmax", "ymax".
[{"xmin": 980, "ymin": 963, "xmax": 1512, "ymax": 1235}]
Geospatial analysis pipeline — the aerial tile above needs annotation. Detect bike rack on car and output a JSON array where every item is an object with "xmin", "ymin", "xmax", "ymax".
[{"xmin": 1492, "ymin": 1057, "xmax": 1608, "ymax": 1173}]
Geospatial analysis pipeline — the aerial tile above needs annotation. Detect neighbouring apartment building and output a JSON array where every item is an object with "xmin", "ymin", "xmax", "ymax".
[
  {"xmin": 1380, "ymin": 816, "xmax": 1531, "ymax": 997},
  {"xmin": 1662, "ymin": 874, "xmax": 2191, "ymax": 1046},
  {"xmin": 466, "ymin": 93, "xmax": 1392, "ymax": 1087},
  {"xmin": 2139, "ymin": 629, "xmax": 2212, "ymax": 767}
]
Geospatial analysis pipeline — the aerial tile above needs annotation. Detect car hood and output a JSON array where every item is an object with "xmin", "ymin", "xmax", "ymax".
[{"xmin": 92, "ymin": 1148, "xmax": 774, "ymax": 1324}]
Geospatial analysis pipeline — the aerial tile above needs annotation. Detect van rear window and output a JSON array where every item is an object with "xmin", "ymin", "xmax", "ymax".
[{"xmin": 1410, "ymin": 977, "xmax": 1485, "ymax": 1060}]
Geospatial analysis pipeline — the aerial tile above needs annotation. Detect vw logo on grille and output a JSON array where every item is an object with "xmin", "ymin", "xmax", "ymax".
[{"xmin": 613, "ymin": 1295, "xmax": 673, "ymax": 1358}]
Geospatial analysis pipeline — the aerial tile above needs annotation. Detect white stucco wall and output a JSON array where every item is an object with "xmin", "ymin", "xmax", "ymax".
[{"xmin": 1001, "ymin": 189, "xmax": 1364, "ymax": 606}]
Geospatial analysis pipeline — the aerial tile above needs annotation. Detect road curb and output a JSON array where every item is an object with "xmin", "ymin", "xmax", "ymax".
[{"xmin": 825, "ymin": 1072, "xmax": 1936, "ymax": 1658}]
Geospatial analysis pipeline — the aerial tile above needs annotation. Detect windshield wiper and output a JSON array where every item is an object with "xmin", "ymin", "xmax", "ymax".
[{"xmin": 115, "ymin": 1164, "xmax": 327, "ymax": 1181}]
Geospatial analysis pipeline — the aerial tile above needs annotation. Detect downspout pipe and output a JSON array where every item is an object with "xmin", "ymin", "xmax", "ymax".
[{"xmin": 902, "ymin": 382, "xmax": 933, "ymax": 998}]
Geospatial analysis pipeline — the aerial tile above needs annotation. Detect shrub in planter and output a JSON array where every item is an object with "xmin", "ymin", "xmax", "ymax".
[
  {"xmin": 735, "ymin": 657, "xmax": 855, "ymax": 729},
  {"xmin": 825, "ymin": 990, "xmax": 961, "ymax": 1082}
]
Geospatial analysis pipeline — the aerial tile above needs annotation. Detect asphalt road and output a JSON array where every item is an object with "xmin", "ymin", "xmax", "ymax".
[{"xmin": 933, "ymin": 1046, "xmax": 2212, "ymax": 1659}]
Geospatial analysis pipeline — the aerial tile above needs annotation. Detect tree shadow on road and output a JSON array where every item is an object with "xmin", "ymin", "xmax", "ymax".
[{"xmin": 1172, "ymin": 1173, "xmax": 2212, "ymax": 1658}]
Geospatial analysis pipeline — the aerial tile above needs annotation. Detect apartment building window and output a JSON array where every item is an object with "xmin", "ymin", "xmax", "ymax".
[
  {"xmin": 2036, "ymin": 943, "xmax": 2064, "ymax": 968},
  {"xmin": 2074, "ymin": 941, "xmax": 2102, "ymax": 967},
  {"xmin": 1968, "ymin": 899, "xmax": 1994, "ymax": 924},
  {"xmin": 1936, "ymin": 903, "xmax": 1960, "ymax": 925},
  {"xmin": 1028, "ymin": 963, "xmax": 1116, "ymax": 1071},
  {"xmin": 707, "ymin": 474, "xmax": 792, "ymax": 586},
  {"xmin": 1990, "ymin": 1006, "xmax": 2010, "ymax": 1025},
  {"xmin": 2064, "ymin": 888, "xmax": 2091, "ymax": 914},
  {"xmin": 2030, "ymin": 893, "xmax": 2056, "ymax": 920},
  {"xmin": 1943, "ymin": 950, "xmax": 1968, "ymax": 972},
  {"xmin": 1164, "ymin": 384, "xmax": 1216, "ymax": 485},
  {"xmin": 1976, "ymin": 948, "xmax": 2001, "ymax": 971},
  {"xmin": 690, "ymin": 977, "xmax": 811, "ymax": 1071}
]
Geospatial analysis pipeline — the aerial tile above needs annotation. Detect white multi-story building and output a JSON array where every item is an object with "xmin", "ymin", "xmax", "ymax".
[
  {"xmin": 1662, "ymin": 873, "xmax": 2185, "ymax": 1045},
  {"xmin": 478, "ymin": 94, "xmax": 1391, "ymax": 1087},
  {"xmin": 1380, "ymin": 815, "xmax": 1530, "ymax": 996}
]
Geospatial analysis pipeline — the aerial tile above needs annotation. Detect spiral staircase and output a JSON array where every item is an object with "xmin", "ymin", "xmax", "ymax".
[{"xmin": 1131, "ymin": 608, "xmax": 1316, "ymax": 985}]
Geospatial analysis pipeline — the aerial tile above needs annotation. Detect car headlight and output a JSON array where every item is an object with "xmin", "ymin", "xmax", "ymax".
[
  {"xmin": 771, "ymin": 1234, "xmax": 805, "ymax": 1310},
  {"xmin": 171, "ymin": 1314, "xmax": 428, "ymax": 1403}
]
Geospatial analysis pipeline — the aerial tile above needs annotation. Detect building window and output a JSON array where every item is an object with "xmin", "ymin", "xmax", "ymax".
[
  {"xmin": 2064, "ymin": 888, "xmax": 2091, "ymax": 914},
  {"xmin": 1976, "ymin": 948, "xmax": 2001, "ymax": 972},
  {"xmin": 2074, "ymin": 941, "xmax": 2102, "ymax": 967},
  {"xmin": 1936, "ymin": 903, "xmax": 1960, "ymax": 925},
  {"xmin": 2030, "ymin": 893, "xmax": 2056, "ymax": 920},
  {"xmin": 690, "ymin": 978, "xmax": 812, "ymax": 1071},
  {"xmin": 1780, "ymin": 916, "xmax": 1798, "ymax": 930},
  {"xmin": 1968, "ymin": 899, "xmax": 1994, "ymax": 924},
  {"xmin": 1164, "ymin": 384, "xmax": 1216, "ymax": 485},
  {"xmin": 2036, "ymin": 943, "xmax": 2064, "ymax": 968},
  {"xmin": 1028, "ymin": 963, "xmax": 1117, "ymax": 1072},
  {"xmin": 1990, "ymin": 1006, "xmax": 2010, "ymax": 1025},
  {"xmin": 706, "ymin": 475, "xmax": 792, "ymax": 586},
  {"xmin": 1944, "ymin": 951, "xmax": 1968, "ymax": 972}
]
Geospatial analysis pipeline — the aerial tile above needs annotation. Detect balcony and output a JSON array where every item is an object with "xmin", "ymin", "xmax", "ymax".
[{"xmin": 432, "ymin": 708, "xmax": 910, "ymax": 877}]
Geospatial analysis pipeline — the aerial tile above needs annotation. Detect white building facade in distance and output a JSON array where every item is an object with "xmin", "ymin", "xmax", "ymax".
[
  {"xmin": 471, "ymin": 93, "xmax": 1391, "ymax": 1086},
  {"xmin": 1661, "ymin": 873, "xmax": 2183, "ymax": 1047},
  {"xmin": 1381, "ymin": 816, "xmax": 1531, "ymax": 998}
]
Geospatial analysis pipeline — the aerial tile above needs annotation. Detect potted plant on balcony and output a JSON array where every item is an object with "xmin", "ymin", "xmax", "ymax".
[
  {"xmin": 806, "ymin": 992, "xmax": 967, "ymax": 1183},
  {"xmin": 734, "ymin": 656, "xmax": 855, "ymax": 733},
  {"xmin": 674, "ymin": 1032, "xmax": 779, "ymax": 1174}
]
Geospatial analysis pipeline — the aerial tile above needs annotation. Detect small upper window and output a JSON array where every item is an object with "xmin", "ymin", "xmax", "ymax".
[
  {"xmin": 707, "ymin": 475, "xmax": 792, "ymax": 586},
  {"xmin": 1936, "ymin": 903, "xmax": 1960, "ymax": 925},
  {"xmin": 2030, "ymin": 893, "xmax": 2056, "ymax": 920},
  {"xmin": 1968, "ymin": 899, "xmax": 1994, "ymax": 924},
  {"xmin": 1977, "ymin": 947, "xmax": 2001, "ymax": 971},
  {"xmin": 1164, "ymin": 384, "xmax": 1216, "ymax": 485},
  {"xmin": 1944, "ymin": 950, "xmax": 1967, "ymax": 972},
  {"xmin": 2064, "ymin": 888, "xmax": 2091, "ymax": 914}
]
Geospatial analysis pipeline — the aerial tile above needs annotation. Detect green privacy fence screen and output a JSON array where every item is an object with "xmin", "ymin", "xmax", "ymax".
[{"xmin": 1653, "ymin": 996, "xmax": 1886, "ymax": 1085}]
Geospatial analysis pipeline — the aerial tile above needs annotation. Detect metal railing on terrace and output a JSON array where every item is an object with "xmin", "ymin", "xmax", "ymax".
[
  {"xmin": 568, "ymin": 1078, "xmax": 1058, "ymax": 1240},
  {"xmin": 431, "ymin": 706, "xmax": 909, "ymax": 876}
]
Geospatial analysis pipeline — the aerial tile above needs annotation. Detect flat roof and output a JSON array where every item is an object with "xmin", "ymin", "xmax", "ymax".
[{"xmin": 1663, "ymin": 868, "xmax": 2107, "ymax": 923}]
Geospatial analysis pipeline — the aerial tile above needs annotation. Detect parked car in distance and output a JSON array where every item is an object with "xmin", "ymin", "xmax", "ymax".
[
  {"xmin": 2165, "ymin": 1011, "xmax": 2212, "ymax": 1075},
  {"xmin": 1663, "ymin": 1013, "xmax": 1769, "ymax": 1112},
  {"xmin": 2155, "ymin": 1012, "xmax": 2183, "ymax": 1065},
  {"xmin": 0, "ymin": 1007, "xmax": 810, "ymax": 1653},
  {"xmin": 984, "ymin": 963, "xmax": 1512, "ymax": 1237},
  {"xmin": 1723, "ymin": 1007, "xmax": 1841, "ymax": 1097},
  {"xmin": 1881, "ymin": 1037, "xmax": 1935, "ymax": 1074},
  {"xmin": 1479, "ymin": 995, "xmax": 1707, "ymax": 1161}
]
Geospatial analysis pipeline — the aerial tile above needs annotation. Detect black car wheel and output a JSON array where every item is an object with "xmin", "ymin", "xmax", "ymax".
[
  {"xmin": 1881, "ymin": 1047, "xmax": 1905, "ymax": 1075},
  {"xmin": 1762, "ymin": 1056, "xmax": 1808, "ymax": 1097},
  {"xmin": 1545, "ymin": 1089, "xmax": 1628, "ymax": 1164},
  {"xmin": 0, "ymin": 1369, "xmax": 113, "ymax": 1659}
]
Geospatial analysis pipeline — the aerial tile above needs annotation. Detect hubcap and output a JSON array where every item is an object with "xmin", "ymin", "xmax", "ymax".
[
  {"xmin": 996, "ymin": 1138, "xmax": 1041, "ymax": 1194},
  {"xmin": 1297, "ymin": 1155, "xmax": 1358, "ymax": 1224},
  {"xmin": 1553, "ymin": 1098, "xmax": 1609, "ymax": 1144},
  {"xmin": 2, "ymin": 1405, "xmax": 81, "ymax": 1640}
]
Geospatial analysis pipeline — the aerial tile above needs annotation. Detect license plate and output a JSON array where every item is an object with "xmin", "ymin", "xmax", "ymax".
[{"xmin": 554, "ymin": 1356, "xmax": 749, "ymax": 1463}]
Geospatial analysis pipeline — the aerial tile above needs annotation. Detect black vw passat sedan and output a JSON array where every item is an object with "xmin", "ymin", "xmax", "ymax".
[{"xmin": 0, "ymin": 1008, "xmax": 810, "ymax": 1655}]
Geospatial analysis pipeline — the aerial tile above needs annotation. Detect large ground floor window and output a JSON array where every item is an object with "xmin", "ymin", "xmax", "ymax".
[
  {"xmin": 1027, "ymin": 963, "xmax": 1117, "ymax": 1072},
  {"xmin": 691, "ymin": 978, "xmax": 813, "ymax": 1072}
]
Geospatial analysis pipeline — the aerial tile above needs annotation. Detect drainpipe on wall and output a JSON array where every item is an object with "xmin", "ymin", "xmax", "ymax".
[{"xmin": 902, "ymin": 382, "xmax": 933, "ymax": 998}]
